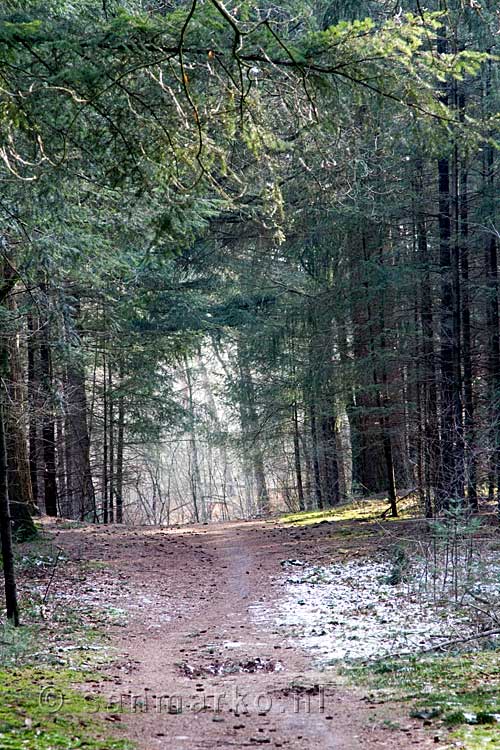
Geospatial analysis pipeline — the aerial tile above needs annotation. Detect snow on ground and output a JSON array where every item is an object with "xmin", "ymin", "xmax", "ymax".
[{"xmin": 260, "ymin": 556, "xmax": 500, "ymax": 664}]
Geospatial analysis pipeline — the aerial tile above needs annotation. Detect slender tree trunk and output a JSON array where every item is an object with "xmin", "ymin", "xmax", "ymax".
[
  {"xmin": 363, "ymin": 235, "xmax": 398, "ymax": 516},
  {"xmin": 40, "ymin": 321, "xmax": 58, "ymax": 517},
  {"xmin": 64, "ymin": 389, "xmax": 74, "ymax": 518},
  {"xmin": 483, "ymin": 60, "xmax": 500, "ymax": 514},
  {"xmin": 452, "ymin": 99, "xmax": 464, "ymax": 500},
  {"xmin": 438, "ymin": 152, "xmax": 455, "ymax": 510},
  {"xmin": 56, "ymin": 414, "xmax": 68, "ymax": 515},
  {"xmin": 415, "ymin": 161, "xmax": 439, "ymax": 516},
  {"xmin": 65, "ymin": 298, "xmax": 94, "ymax": 521},
  {"xmin": 115, "ymin": 362, "xmax": 125, "ymax": 524},
  {"xmin": 184, "ymin": 358, "xmax": 204, "ymax": 522},
  {"xmin": 374, "ymin": 373, "xmax": 398, "ymax": 517},
  {"xmin": 382, "ymin": 421, "xmax": 398, "ymax": 518},
  {"xmin": 292, "ymin": 402, "xmax": 305, "ymax": 511},
  {"xmin": 436, "ymin": 27, "xmax": 463, "ymax": 510},
  {"xmin": 458, "ymin": 125, "xmax": 477, "ymax": 509},
  {"xmin": 320, "ymin": 414, "xmax": 340, "ymax": 506},
  {"xmin": 102, "ymin": 343, "xmax": 108, "ymax": 524},
  {"xmin": 0, "ymin": 257, "xmax": 20, "ymax": 621},
  {"xmin": 6, "ymin": 298, "xmax": 36, "ymax": 536},
  {"xmin": 0, "ymin": 397, "xmax": 19, "ymax": 625},
  {"xmin": 27, "ymin": 314, "xmax": 39, "ymax": 508},
  {"xmin": 108, "ymin": 363, "xmax": 114, "ymax": 523},
  {"xmin": 309, "ymin": 400, "xmax": 323, "ymax": 509}
]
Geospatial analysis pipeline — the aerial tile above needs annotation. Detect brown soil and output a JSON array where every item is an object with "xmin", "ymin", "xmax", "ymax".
[{"xmin": 47, "ymin": 518, "xmax": 438, "ymax": 750}]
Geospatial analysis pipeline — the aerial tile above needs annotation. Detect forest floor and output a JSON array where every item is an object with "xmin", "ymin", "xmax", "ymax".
[{"xmin": 5, "ymin": 505, "xmax": 500, "ymax": 750}]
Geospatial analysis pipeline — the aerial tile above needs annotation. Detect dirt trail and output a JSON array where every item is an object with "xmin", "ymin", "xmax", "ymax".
[{"xmin": 51, "ymin": 519, "xmax": 435, "ymax": 750}]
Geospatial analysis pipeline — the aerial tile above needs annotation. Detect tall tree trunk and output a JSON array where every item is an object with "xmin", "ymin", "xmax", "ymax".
[
  {"xmin": 6, "ymin": 297, "xmax": 36, "ymax": 536},
  {"xmin": 373, "ymin": 361, "xmax": 398, "ymax": 518},
  {"xmin": 40, "ymin": 317, "xmax": 58, "ymax": 517},
  {"xmin": 320, "ymin": 413, "xmax": 340, "ymax": 506},
  {"xmin": 458, "ymin": 111, "xmax": 477, "ymax": 509},
  {"xmin": 309, "ymin": 399, "xmax": 323, "ymax": 509},
  {"xmin": 102, "ymin": 344, "xmax": 108, "ymax": 524},
  {"xmin": 0, "ymin": 256, "xmax": 20, "ymax": 621},
  {"xmin": 184, "ymin": 358, "xmax": 204, "ymax": 522},
  {"xmin": 483, "ymin": 60, "xmax": 500, "ymax": 514},
  {"xmin": 108, "ymin": 363, "xmax": 114, "ymax": 523},
  {"xmin": 0, "ymin": 258, "xmax": 36, "ymax": 537},
  {"xmin": 436, "ymin": 27, "xmax": 463, "ymax": 510},
  {"xmin": 115, "ymin": 362, "xmax": 125, "ymax": 524},
  {"xmin": 452, "ymin": 94, "xmax": 465, "ymax": 501},
  {"xmin": 438, "ymin": 151, "xmax": 456, "ymax": 510},
  {"xmin": 292, "ymin": 402, "xmax": 305, "ymax": 511},
  {"xmin": 363, "ymin": 235, "xmax": 398, "ymax": 515},
  {"xmin": 27, "ymin": 314, "xmax": 39, "ymax": 508},
  {"xmin": 56, "ymin": 414, "xmax": 68, "ymax": 515},
  {"xmin": 415, "ymin": 160, "xmax": 439, "ymax": 516},
  {"xmin": 0, "ymin": 397, "xmax": 19, "ymax": 625},
  {"xmin": 64, "ymin": 298, "xmax": 94, "ymax": 521}
]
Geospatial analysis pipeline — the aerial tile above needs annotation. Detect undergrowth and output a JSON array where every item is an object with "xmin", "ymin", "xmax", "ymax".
[
  {"xmin": 344, "ymin": 650, "xmax": 500, "ymax": 748},
  {"xmin": 0, "ymin": 535, "xmax": 133, "ymax": 750}
]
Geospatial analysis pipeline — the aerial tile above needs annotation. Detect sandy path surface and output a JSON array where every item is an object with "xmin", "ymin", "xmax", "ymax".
[{"xmin": 50, "ymin": 519, "xmax": 435, "ymax": 749}]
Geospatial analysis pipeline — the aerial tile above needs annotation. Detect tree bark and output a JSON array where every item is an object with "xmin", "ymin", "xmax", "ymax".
[
  {"xmin": 320, "ymin": 413, "xmax": 340, "ymax": 506},
  {"xmin": 437, "ymin": 152, "xmax": 456, "ymax": 510},
  {"xmin": 309, "ymin": 400, "xmax": 323, "ymax": 509},
  {"xmin": 40, "ymin": 322, "xmax": 58, "ymax": 517},
  {"xmin": 0, "ymin": 307, "xmax": 20, "ymax": 629},
  {"xmin": 6, "ymin": 299, "xmax": 36, "ymax": 537},
  {"xmin": 102, "ymin": 345, "xmax": 108, "ymax": 524},
  {"xmin": 27, "ymin": 314, "xmax": 39, "ymax": 508},
  {"xmin": 0, "ymin": 397, "xmax": 19, "ymax": 625},
  {"xmin": 458, "ymin": 116, "xmax": 477, "ymax": 509},
  {"xmin": 108, "ymin": 362, "xmax": 114, "ymax": 523},
  {"xmin": 415, "ymin": 160, "xmax": 439, "ymax": 516},
  {"xmin": 483, "ymin": 60, "xmax": 500, "ymax": 514},
  {"xmin": 115, "ymin": 362, "xmax": 125, "ymax": 523},
  {"xmin": 65, "ymin": 357, "xmax": 95, "ymax": 520},
  {"xmin": 292, "ymin": 402, "xmax": 305, "ymax": 511}
]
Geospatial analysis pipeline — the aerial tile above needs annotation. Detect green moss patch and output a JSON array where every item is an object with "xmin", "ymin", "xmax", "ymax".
[
  {"xmin": 0, "ymin": 533, "xmax": 134, "ymax": 750},
  {"xmin": 280, "ymin": 496, "xmax": 416, "ymax": 526},
  {"xmin": 344, "ymin": 651, "xmax": 500, "ymax": 747},
  {"xmin": 0, "ymin": 666, "xmax": 132, "ymax": 750}
]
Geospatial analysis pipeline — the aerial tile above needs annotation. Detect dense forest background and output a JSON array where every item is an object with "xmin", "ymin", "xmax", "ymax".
[{"xmin": 0, "ymin": 0, "xmax": 499, "ymax": 533}]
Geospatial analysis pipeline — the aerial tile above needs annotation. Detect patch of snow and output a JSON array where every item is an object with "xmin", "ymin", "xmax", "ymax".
[{"xmin": 258, "ymin": 557, "xmax": 500, "ymax": 663}]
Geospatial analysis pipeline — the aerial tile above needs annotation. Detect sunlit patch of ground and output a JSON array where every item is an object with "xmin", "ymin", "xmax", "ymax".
[{"xmin": 280, "ymin": 495, "xmax": 418, "ymax": 526}]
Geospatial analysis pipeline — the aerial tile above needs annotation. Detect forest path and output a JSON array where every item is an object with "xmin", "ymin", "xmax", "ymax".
[{"xmin": 51, "ymin": 518, "xmax": 435, "ymax": 750}]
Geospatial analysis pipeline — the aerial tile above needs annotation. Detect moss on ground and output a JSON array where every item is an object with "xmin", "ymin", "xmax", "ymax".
[
  {"xmin": 0, "ymin": 533, "xmax": 134, "ymax": 750},
  {"xmin": 0, "ymin": 666, "xmax": 132, "ymax": 750},
  {"xmin": 280, "ymin": 496, "xmax": 417, "ymax": 526},
  {"xmin": 344, "ymin": 650, "xmax": 500, "ymax": 748}
]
